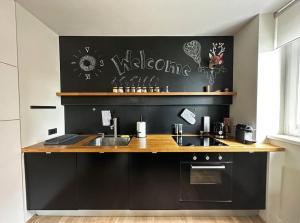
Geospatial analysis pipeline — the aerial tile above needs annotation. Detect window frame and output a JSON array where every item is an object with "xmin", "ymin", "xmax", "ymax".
[{"xmin": 283, "ymin": 38, "xmax": 300, "ymax": 137}]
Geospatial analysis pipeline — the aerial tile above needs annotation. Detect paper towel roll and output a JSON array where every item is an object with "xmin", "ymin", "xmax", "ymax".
[{"xmin": 137, "ymin": 121, "xmax": 146, "ymax": 138}]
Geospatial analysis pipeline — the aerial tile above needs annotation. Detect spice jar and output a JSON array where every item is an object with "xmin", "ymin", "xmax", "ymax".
[
  {"xmin": 148, "ymin": 87, "xmax": 154, "ymax": 92},
  {"xmin": 131, "ymin": 86, "xmax": 136, "ymax": 93},
  {"xmin": 125, "ymin": 87, "xmax": 131, "ymax": 93},
  {"xmin": 154, "ymin": 86, "xmax": 160, "ymax": 92},
  {"xmin": 142, "ymin": 87, "xmax": 147, "ymax": 93},
  {"xmin": 113, "ymin": 87, "xmax": 118, "ymax": 93},
  {"xmin": 118, "ymin": 87, "xmax": 124, "ymax": 93},
  {"xmin": 136, "ymin": 87, "xmax": 142, "ymax": 93}
]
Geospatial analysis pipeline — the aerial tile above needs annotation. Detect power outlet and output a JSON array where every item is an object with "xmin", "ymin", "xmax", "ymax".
[{"xmin": 48, "ymin": 128, "xmax": 57, "ymax": 135}]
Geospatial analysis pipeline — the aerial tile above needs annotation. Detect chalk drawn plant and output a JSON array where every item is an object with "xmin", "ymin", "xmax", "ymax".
[
  {"xmin": 183, "ymin": 40, "xmax": 227, "ymax": 86},
  {"xmin": 209, "ymin": 43, "xmax": 225, "ymax": 69},
  {"xmin": 207, "ymin": 42, "xmax": 226, "ymax": 85}
]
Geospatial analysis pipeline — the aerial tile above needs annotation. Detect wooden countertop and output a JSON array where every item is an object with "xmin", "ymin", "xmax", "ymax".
[{"xmin": 22, "ymin": 134, "xmax": 284, "ymax": 153}]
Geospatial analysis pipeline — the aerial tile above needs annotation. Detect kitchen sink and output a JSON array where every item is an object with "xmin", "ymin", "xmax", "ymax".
[{"xmin": 87, "ymin": 136, "xmax": 131, "ymax": 146}]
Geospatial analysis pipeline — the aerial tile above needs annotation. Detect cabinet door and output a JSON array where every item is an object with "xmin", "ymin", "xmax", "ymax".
[
  {"xmin": 77, "ymin": 153, "xmax": 128, "ymax": 209},
  {"xmin": 0, "ymin": 0, "xmax": 17, "ymax": 66},
  {"xmin": 232, "ymin": 153, "xmax": 267, "ymax": 209},
  {"xmin": 0, "ymin": 121, "xmax": 24, "ymax": 223},
  {"xmin": 24, "ymin": 153, "xmax": 77, "ymax": 210},
  {"xmin": 0, "ymin": 64, "xmax": 19, "ymax": 120},
  {"xmin": 129, "ymin": 153, "xmax": 179, "ymax": 210}
]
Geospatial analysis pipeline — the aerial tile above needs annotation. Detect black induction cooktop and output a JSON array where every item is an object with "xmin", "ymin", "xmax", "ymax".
[{"xmin": 172, "ymin": 136, "xmax": 227, "ymax": 147}]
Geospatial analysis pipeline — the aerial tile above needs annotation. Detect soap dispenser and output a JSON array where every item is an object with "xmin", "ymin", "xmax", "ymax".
[{"xmin": 137, "ymin": 115, "xmax": 146, "ymax": 138}]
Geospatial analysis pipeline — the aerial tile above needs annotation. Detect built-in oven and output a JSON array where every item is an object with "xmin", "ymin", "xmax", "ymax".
[{"xmin": 180, "ymin": 153, "xmax": 233, "ymax": 203}]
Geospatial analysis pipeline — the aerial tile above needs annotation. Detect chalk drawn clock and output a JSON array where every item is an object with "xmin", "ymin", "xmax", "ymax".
[{"xmin": 70, "ymin": 46, "xmax": 104, "ymax": 80}]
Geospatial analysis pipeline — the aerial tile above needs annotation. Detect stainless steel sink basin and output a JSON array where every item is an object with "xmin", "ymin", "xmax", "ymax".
[{"xmin": 87, "ymin": 136, "xmax": 131, "ymax": 146}]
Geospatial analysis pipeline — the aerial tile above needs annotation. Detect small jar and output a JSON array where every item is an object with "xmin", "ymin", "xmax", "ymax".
[
  {"xmin": 136, "ymin": 87, "xmax": 142, "ymax": 93},
  {"xmin": 148, "ymin": 87, "xmax": 154, "ymax": 92},
  {"xmin": 125, "ymin": 87, "xmax": 131, "ymax": 93},
  {"xmin": 154, "ymin": 86, "xmax": 160, "ymax": 92},
  {"xmin": 113, "ymin": 87, "xmax": 118, "ymax": 93},
  {"xmin": 131, "ymin": 86, "xmax": 136, "ymax": 93},
  {"xmin": 224, "ymin": 88, "xmax": 229, "ymax": 92},
  {"xmin": 142, "ymin": 87, "xmax": 147, "ymax": 93},
  {"xmin": 204, "ymin": 85, "xmax": 211, "ymax": 92},
  {"xmin": 118, "ymin": 87, "xmax": 124, "ymax": 93}
]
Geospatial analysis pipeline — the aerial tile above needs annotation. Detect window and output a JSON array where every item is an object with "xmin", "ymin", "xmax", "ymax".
[{"xmin": 283, "ymin": 38, "xmax": 300, "ymax": 136}]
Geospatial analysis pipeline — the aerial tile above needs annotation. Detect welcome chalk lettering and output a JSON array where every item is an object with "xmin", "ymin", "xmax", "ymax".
[{"xmin": 111, "ymin": 50, "xmax": 191, "ymax": 77}]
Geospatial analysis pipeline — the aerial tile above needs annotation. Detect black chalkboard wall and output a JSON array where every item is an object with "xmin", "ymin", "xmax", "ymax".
[
  {"xmin": 59, "ymin": 36, "xmax": 234, "ymax": 134},
  {"xmin": 59, "ymin": 36, "xmax": 233, "ymax": 92}
]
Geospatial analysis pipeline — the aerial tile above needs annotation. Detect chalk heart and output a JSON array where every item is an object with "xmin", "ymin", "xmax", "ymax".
[{"xmin": 183, "ymin": 40, "xmax": 201, "ymax": 61}]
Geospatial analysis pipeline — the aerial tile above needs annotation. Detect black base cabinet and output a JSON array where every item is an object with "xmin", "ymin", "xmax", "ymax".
[
  {"xmin": 24, "ymin": 153, "xmax": 77, "ymax": 210},
  {"xmin": 77, "ymin": 153, "xmax": 129, "ymax": 209},
  {"xmin": 232, "ymin": 153, "xmax": 267, "ymax": 209},
  {"xmin": 129, "ymin": 153, "xmax": 179, "ymax": 210},
  {"xmin": 24, "ymin": 152, "xmax": 267, "ymax": 210}
]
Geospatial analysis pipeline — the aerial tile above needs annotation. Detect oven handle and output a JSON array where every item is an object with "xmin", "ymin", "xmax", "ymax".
[{"xmin": 191, "ymin": 165, "xmax": 226, "ymax": 170}]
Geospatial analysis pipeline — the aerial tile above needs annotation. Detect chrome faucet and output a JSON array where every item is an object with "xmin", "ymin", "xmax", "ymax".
[{"xmin": 110, "ymin": 118, "xmax": 118, "ymax": 138}]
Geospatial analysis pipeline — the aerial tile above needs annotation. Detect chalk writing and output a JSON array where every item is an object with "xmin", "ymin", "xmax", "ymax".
[
  {"xmin": 111, "ymin": 74, "xmax": 160, "ymax": 87},
  {"xmin": 111, "ymin": 50, "xmax": 191, "ymax": 77},
  {"xmin": 149, "ymin": 75, "xmax": 156, "ymax": 86},
  {"xmin": 142, "ymin": 76, "xmax": 148, "ymax": 86}
]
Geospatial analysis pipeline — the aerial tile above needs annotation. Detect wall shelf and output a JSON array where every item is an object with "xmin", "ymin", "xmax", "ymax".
[{"xmin": 56, "ymin": 92, "xmax": 236, "ymax": 97}]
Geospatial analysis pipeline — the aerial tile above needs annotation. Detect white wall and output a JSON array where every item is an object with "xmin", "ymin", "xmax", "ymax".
[
  {"xmin": 0, "ymin": 0, "xmax": 24, "ymax": 222},
  {"xmin": 231, "ymin": 16, "xmax": 259, "ymax": 129},
  {"xmin": 256, "ymin": 14, "xmax": 282, "ymax": 143},
  {"xmin": 16, "ymin": 3, "xmax": 64, "ymax": 147},
  {"xmin": 231, "ymin": 13, "xmax": 282, "ymax": 142},
  {"xmin": 263, "ymin": 140, "xmax": 300, "ymax": 223}
]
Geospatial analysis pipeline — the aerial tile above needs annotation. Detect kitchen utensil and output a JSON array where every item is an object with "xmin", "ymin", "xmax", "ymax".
[
  {"xmin": 214, "ymin": 122, "xmax": 225, "ymax": 139},
  {"xmin": 201, "ymin": 116, "xmax": 210, "ymax": 133}
]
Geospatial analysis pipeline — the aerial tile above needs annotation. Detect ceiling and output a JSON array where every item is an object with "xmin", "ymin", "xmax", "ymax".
[{"xmin": 15, "ymin": 0, "xmax": 290, "ymax": 36}]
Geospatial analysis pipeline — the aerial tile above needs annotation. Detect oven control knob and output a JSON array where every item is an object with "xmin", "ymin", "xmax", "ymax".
[
  {"xmin": 205, "ymin": 155, "xmax": 210, "ymax": 161},
  {"xmin": 192, "ymin": 155, "xmax": 197, "ymax": 161},
  {"xmin": 218, "ymin": 154, "xmax": 223, "ymax": 161}
]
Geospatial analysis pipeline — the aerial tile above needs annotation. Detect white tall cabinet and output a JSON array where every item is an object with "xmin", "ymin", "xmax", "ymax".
[{"xmin": 0, "ymin": 0, "xmax": 24, "ymax": 222}]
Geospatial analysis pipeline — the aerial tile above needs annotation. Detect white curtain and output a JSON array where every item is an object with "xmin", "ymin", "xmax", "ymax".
[
  {"xmin": 276, "ymin": 1, "xmax": 300, "ymax": 48},
  {"xmin": 283, "ymin": 38, "xmax": 300, "ymax": 136}
]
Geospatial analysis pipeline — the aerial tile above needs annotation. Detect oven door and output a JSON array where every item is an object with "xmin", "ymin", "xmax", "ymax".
[{"xmin": 180, "ymin": 161, "xmax": 233, "ymax": 202}]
